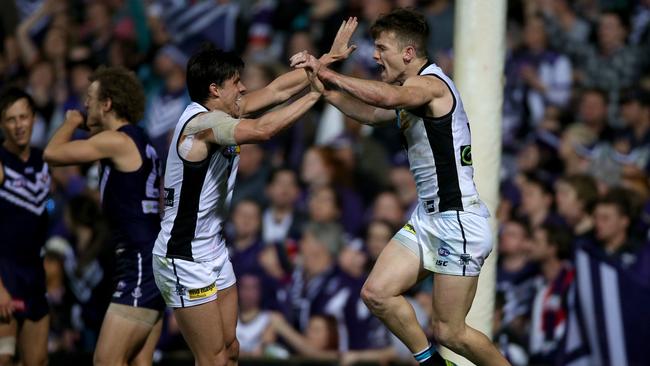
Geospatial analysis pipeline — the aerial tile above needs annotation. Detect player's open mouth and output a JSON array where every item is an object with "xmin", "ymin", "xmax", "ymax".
[{"xmin": 377, "ymin": 64, "xmax": 385, "ymax": 71}]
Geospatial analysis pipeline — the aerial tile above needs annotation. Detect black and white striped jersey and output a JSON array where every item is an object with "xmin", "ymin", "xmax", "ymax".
[
  {"xmin": 154, "ymin": 102, "xmax": 239, "ymax": 262},
  {"xmin": 397, "ymin": 63, "xmax": 489, "ymax": 217}
]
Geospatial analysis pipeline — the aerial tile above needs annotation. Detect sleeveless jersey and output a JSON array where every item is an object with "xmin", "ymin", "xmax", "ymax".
[
  {"xmin": 397, "ymin": 63, "xmax": 488, "ymax": 216},
  {"xmin": 0, "ymin": 145, "xmax": 50, "ymax": 263},
  {"xmin": 154, "ymin": 102, "xmax": 240, "ymax": 262},
  {"xmin": 99, "ymin": 124, "xmax": 161, "ymax": 248}
]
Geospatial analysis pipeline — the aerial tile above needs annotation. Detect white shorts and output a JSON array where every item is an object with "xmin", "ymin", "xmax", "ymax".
[
  {"xmin": 152, "ymin": 254, "xmax": 236, "ymax": 308},
  {"xmin": 393, "ymin": 204, "xmax": 492, "ymax": 276}
]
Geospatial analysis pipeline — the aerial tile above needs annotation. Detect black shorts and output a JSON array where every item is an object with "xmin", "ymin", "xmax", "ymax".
[
  {"xmin": 0, "ymin": 259, "xmax": 49, "ymax": 321},
  {"xmin": 111, "ymin": 247, "xmax": 165, "ymax": 311}
]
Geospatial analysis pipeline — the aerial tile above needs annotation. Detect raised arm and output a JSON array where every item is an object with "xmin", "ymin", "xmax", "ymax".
[
  {"xmin": 324, "ymin": 89, "xmax": 396, "ymax": 126},
  {"xmin": 238, "ymin": 17, "xmax": 357, "ymax": 116},
  {"xmin": 292, "ymin": 53, "xmax": 440, "ymax": 110},
  {"xmin": 16, "ymin": 0, "xmax": 65, "ymax": 67},
  {"xmin": 43, "ymin": 111, "xmax": 129, "ymax": 166},
  {"xmin": 185, "ymin": 90, "xmax": 321, "ymax": 146}
]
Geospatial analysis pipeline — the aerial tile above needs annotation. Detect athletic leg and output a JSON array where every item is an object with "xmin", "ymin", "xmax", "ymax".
[
  {"xmin": 217, "ymin": 285, "xmax": 239, "ymax": 366},
  {"xmin": 0, "ymin": 319, "xmax": 17, "ymax": 366},
  {"xmin": 361, "ymin": 240, "xmax": 429, "ymax": 352},
  {"xmin": 18, "ymin": 315, "xmax": 49, "ymax": 366},
  {"xmin": 94, "ymin": 304, "xmax": 161, "ymax": 366},
  {"xmin": 431, "ymin": 274, "xmax": 510, "ymax": 366},
  {"xmin": 130, "ymin": 318, "xmax": 163, "ymax": 366},
  {"xmin": 174, "ymin": 299, "xmax": 228, "ymax": 366}
]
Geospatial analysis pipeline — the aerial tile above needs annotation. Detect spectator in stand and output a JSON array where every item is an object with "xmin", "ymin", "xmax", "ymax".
[
  {"xmin": 307, "ymin": 185, "xmax": 343, "ymax": 230},
  {"xmin": 264, "ymin": 312, "xmax": 339, "ymax": 360},
  {"xmin": 614, "ymin": 89, "xmax": 650, "ymax": 178},
  {"xmin": 228, "ymin": 199, "xmax": 265, "ymax": 277},
  {"xmin": 388, "ymin": 155, "xmax": 418, "ymax": 215},
  {"xmin": 287, "ymin": 222, "xmax": 346, "ymax": 332},
  {"xmin": 526, "ymin": 224, "xmax": 575, "ymax": 364},
  {"xmin": 300, "ymin": 146, "xmax": 364, "ymax": 235},
  {"xmin": 236, "ymin": 273, "xmax": 271, "ymax": 357},
  {"xmin": 143, "ymin": 45, "xmax": 189, "ymax": 165},
  {"xmin": 593, "ymin": 188, "xmax": 646, "ymax": 270},
  {"xmin": 496, "ymin": 218, "xmax": 538, "ymax": 354},
  {"xmin": 262, "ymin": 167, "xmax": 306, "ymax": 247},
  {"xmin": 518, "ymin": 173, "xmax": 560, "ymax": 229},
  {"xmin": 370, "ymin": 190, "xmax": 406, "ymax": 230},
  {"xmin": 233, "ymin": 143, "xmax": 271, "ymax": 207},
  {"xmin": 543, "ymin": 7, "xmax": 650, "ymax": 106},
  {"xmin": 364, "ymin": 219, "xmax": 397, "ymax": 268},
  {"xmin": 555, "ymin": 174, "xmax": 599, "ymax": 239},
  {"xmin": 503, "ymin": 14, "xmax": 572, "ymax": 147}
]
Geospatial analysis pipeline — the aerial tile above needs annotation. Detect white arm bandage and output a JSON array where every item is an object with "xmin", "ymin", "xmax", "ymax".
[{"xmin": 183, "ymin": 110, "xmax": 240, "ymax": 146}]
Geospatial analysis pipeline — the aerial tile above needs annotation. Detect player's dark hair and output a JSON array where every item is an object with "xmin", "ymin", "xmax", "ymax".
[
  {"xmin": 187, "ymin": 44, "xmax": 244, "ymax": 104},
  {"xmin": 0, "ymin": 87, "xmax": 36, "ymax": 120},
  {"xmin": 370, "ymin": 8, "xmax": 429, "ymax": 58},
  {"xmin": 89, "ymin": 66, "xmax": 145, "ymax": 123}
]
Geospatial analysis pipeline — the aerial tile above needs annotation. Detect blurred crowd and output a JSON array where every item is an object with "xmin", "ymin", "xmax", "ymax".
[{"xmin": 1, "ymin": 0, "xmax": 650, "ymax": 365}]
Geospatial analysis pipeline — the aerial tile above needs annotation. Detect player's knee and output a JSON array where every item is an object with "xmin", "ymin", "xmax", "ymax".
[
  {"xmin": 431, "ymin": 319, "xmax": 466, "ymax": 351},
  {"xmin": 196, "ymin": 351, "xmax": 229, "ymax": 366},
  {"xmin": 195, "ymin": 345, "xmax": 229, "ymax": 366},
  {"xmin": 93, "ymin": 348, "xmax": 122, "ymax": 366},
  {"xmin": 360, "ymin": 283, "xmax": 386, "ymax": 313},
  {"xmin": 226, "ymin": 338, "xmax": 239, "ymax": 361}
]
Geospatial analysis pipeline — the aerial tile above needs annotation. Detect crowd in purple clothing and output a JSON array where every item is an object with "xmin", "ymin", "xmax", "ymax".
[{"xmin": 1, "ymin": 0, "xmax": 650, "ymax": 364}]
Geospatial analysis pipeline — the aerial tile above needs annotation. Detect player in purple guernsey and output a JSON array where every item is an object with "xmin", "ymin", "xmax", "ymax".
[
  {"xmin": 44, "ymin": 67, "xmax": 164, "ymax": 366},
  {"xmin": 0, "ymin": 88, "xmax": 50, "ymax": 366}
]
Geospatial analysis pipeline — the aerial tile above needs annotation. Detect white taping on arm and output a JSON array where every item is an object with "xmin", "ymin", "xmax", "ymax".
[{"xmin": 183, "ymin": 110, "xmax": 240, "ymax": 146}]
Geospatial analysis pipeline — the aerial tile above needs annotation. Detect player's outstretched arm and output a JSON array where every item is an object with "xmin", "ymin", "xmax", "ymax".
[
  {"xmin": 292, "ymin": 52, "xmax": 441, "ymax": 110},
  {"xmin": 186, "ymin": 89, "xmax": 321, "ymax": 146},
  {"xmin": 324, "ymin": 89, "xmax": 396, "ymax": 126},
  {"xmin": 44, "ymin": 110, "xmax": 129, "ymax": 166},
  {"xmin": 238, "ymin": 17, "xmax": 357, "ymax": 116}
]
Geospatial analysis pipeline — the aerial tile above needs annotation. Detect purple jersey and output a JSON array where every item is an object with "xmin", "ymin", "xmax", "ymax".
[{"xmin": 99, "ymin": 125, "xmax": 161, "ymax": 249}]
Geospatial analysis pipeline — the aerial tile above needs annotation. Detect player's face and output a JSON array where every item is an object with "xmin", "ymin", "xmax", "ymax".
[
  {"xmin": 218, "ymin": 73, "xmax": 246, "ymax": 117},
  {"xmin": 1, "ymin": 98, "xmax": 35, "ymax": 149},
  {"xmin": 373, "ymin": 31, "xmax": 406, "ymax": 83},
  {"xmin": 84, "ymin": 81, "xmax": 106, "ymax": 132}
]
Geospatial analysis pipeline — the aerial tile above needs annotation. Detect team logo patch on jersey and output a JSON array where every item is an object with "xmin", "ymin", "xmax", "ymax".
[
  {"xmin": 222, "ymin": 145, "xmax": 241, "ymax": 157},
  {"xmin": 403, "ymin": 222, "xmax": 416, "ymax": 235},
  {"xmin": 438, "ymin": 247, "xmax": 450, "ymax": 257},
  {"xmin": 188, "ymin": 283, "xmax": 217, "ymax": 300},
  {"xmin": 460, "ymin": 145, "xmax": 472, "ymax": 166},
  {"xmin": 175, "ymin": 283, "xmax": 186, "ymax": 296},
  {"xmin": 164, "ymin": 188, "xmax": 174, "ymax": 207},
  {"xmin": 459, "ymin": 253, "xmax": 472, "ymax": 265}
]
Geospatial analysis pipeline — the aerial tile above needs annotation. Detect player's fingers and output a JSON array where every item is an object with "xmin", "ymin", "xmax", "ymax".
[{"xmin": 342, "ymin": 45, "xmax": 357, "ymax": 57}]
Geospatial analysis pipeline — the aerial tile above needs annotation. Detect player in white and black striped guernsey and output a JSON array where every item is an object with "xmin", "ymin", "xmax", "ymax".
[
  {"xmin": 292, "ymin": 8, "xmax": 511, "ymax": 366},
  {"xmin": 152, "ymin": 18, "xmax": 358, "ymax": 366},
  {"xmin": 0, "ymin": 88, "xmax": 50, "ymax": 366}
]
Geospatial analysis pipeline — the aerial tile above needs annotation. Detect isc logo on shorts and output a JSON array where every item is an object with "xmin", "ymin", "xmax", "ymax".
[{"xmin": 188, "ymin": 283, "xmax": 217, "ymax": 300}]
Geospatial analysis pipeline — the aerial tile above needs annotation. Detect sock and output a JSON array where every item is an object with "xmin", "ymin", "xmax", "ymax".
[
  {"xmin": 413, "ymin": 344, "xmax": 451, "ymax": 366},
  {"xmin": 413, "ymin": 344, "xmax": 434, "ymax": 364}
]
